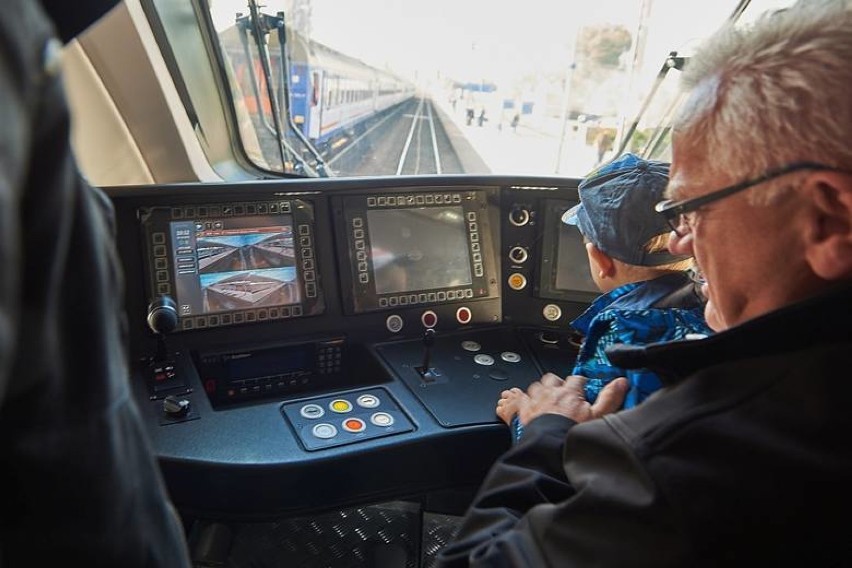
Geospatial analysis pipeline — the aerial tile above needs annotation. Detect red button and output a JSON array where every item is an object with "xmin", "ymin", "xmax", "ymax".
[
  {"xmin": 456, "ymin": 307, "xmax": 472, "ymax": 324},
  {"xmin": 343, "ymin": 418, "xmax": 365, "ymax": 432},
  {"xmin": 421, "ymin": 310, "xmax": 437, "ymax": 328}
]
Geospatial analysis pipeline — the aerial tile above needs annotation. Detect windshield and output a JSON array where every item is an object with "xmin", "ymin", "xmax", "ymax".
[{"xmin": 203, "ymin": 0, "xmax": 795, "ymax": 178}]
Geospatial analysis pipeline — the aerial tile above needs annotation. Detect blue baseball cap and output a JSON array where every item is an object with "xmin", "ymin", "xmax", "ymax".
[{"xmin": 562, "ymin": 153, "xmax": 689, "ymax": 266}]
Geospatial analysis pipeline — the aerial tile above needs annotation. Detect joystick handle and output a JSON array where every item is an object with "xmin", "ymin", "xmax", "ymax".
[
  {"xmin": 147, "ymin": 296, "xmax": 178, "ymax": 335},
  {"xmin": 421, "ymin": 328, "xmax": 436, "ymax": 373}
]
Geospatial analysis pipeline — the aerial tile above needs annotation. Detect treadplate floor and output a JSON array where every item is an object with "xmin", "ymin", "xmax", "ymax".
[{"xmin": 191, "ymin": 502, "xmax": 462, "ymax": 568}]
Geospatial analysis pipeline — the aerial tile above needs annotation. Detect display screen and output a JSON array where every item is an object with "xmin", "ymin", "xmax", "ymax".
[
  {"xmin": 538, "ymin": 199, "xmax": 599, "ymax": 301},
  {"xmin": 367, "ymin": 206, "xmax": 472, "ymax": 294},
  {"xmin": 554, "ymin": 217, "xmax": 598, "ymax": 293},
  {"xmin": 170, "ymin": 214, "xmax": 301, "ymax": 317},
  {"xmin": 339, "ymin": 189, "xmax": 496, "ymax": 314},
  {"xmin": 223, "ymin": 346, "xmax": 311, "ymax": 380}
]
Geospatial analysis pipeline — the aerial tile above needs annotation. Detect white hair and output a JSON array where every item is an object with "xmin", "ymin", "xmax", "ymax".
[{"xmin": 673, "ymin": 0, "xmax": 852, "ymax": 201}]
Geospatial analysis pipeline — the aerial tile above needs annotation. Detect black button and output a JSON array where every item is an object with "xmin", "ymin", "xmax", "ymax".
[{"xmin": 489, "ymin": 369, "xmax": 509, "ymax": 381}]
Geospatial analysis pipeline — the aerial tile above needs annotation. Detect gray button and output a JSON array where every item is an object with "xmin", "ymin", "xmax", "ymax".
[
  {"xmin": 461, "ymin": 340, "xmax": 481, "ymax": 352},
  {"xmin": 474, "ymin": 354, "xmax": 495, "ymax": 366},
  {"xmin": 386, "ymin": 315, "xmax": 404, "ymax": 333}
]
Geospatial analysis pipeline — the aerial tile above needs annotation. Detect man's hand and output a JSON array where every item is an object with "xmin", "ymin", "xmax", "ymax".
[{"xmin": 517, "ymin": 373, "xmax": 628, "ymax": 425}]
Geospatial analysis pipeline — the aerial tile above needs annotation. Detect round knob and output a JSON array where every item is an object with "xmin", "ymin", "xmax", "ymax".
[
  {"xmin": 147, "ymin": 296, "xmax": 178, "ymax": 335},
  {"xmin": 508, "ymin": 246, "xmax": 528, "ymax": 264},
  {"xmin": 163, "ymin": 395, "xmax": 190, "ymax": 417},
  {"xmin": 537, "ymin": 331, "xmax": 560, "ymax": 345},
  {"xmin": 509, "ymin": 206, "xmax": 530, "ymax": 227}
]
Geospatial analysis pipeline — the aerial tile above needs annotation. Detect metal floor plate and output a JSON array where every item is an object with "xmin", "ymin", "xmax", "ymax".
[{"xmin": 193, "ymin": 502, "xmax": 462, "ymax": 568}]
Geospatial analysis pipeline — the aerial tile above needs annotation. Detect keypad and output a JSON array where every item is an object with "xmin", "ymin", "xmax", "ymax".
[{"xmin": 281, "ymin": 388, "xmax": 414, "ymax": 451}]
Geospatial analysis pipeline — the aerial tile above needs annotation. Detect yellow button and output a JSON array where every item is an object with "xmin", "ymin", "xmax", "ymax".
[
  {"xmin": 508, "ymin": 273, "xmax": 527, "ymax": 291},
  {"xmin": 330, "ymin": 399, "xmax": 352, "ymax": 413}
]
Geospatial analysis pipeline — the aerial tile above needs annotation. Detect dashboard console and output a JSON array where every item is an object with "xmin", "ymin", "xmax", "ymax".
[{"xmin": 108, "ymin": 176, "xmax": 597, "ymax": 517}]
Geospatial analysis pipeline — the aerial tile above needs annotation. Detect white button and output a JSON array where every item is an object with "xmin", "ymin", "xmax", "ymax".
[
  {"xmin": 543, "ymin": 303, "xmax": 562, "ymax": 322},
  {"xmin": 312, "ymin": 423, "xmax": 337, "ymax": 439},
  {"xmin": 300, "ymin": 403, "xmax": 324, "ymax": 419},
  {"xmin": 461, "ymin": 340, "xmax": 481, "ymax": 352},
  {"xmin": 357, "ymin": 394, "xmax": 380, "ymax": 408},
  {"xmin": 501, "ymin": 351, "xmax": 521, "ymax": 363},
  {"xmin": 474, "ymin": 354, "xmax": 495, "ymax": 366},
  {"xmin": 371, "ymin": 412, "xmax": 394, "ymax": 427}
]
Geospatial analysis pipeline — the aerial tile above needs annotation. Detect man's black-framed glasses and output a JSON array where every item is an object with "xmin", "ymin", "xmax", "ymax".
[{"xmin": 655, "ymin": 161, "xmax": 849, "ymax": 237}]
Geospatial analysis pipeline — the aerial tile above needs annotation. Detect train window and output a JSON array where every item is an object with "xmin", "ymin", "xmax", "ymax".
[
  {"xmin": 179, "ymin": 0, "xmax": 796, "ymax": 180},
  {"xmin": 311, "ymin": 72, "xmax": 319, "ymax": 106}
]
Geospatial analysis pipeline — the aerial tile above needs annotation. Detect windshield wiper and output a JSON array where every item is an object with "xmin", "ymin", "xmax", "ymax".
[
  {"xmin": 615, "ymin": 51, "xmax": 687, "ymax": 159},
  {"xmin": 238, "ymin": 2, "xmax": 330, "ymax": 177},
  {"xmin": 615, "ymin": 0, "xmax": 754, "ymax": 160},
  {"xmin": 273, "ymin": 11, "xmax": 332, "ymax": 177}
]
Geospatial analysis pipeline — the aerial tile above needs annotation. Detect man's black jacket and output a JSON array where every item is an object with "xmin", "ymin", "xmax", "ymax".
[{"xmin": 437, "ymin": 283, "xmax": 852, "ymax": 567}]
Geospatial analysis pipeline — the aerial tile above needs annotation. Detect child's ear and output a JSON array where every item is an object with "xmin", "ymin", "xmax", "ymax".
[{"xmin": 586, "ymin": 242, "xmax": 615, "ymax": 278}]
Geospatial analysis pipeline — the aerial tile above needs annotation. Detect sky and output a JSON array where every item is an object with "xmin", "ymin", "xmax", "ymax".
[
  {"xmin": 306, "ymin": 0, "xmax": 760, "ymax": 82},
  {"xmin": 310, "ymin": 0, "xmax": 631, "ymax": 78},
  {"xmin": 210, "ymin": 0, "xmax": 740, "ymax": 80},
  {"xmin": 208, "ymin": 0, "xmax": 794, "ymax": 104}
]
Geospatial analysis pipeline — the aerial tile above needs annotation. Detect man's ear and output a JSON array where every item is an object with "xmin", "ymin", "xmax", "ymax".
[
  {"xmin": 803, "ymin": 173, "xmax": 852, "ymax": 280},
  {"xmin": 586, "ymin": 241, "xmax": 615, "ymax": 278}
]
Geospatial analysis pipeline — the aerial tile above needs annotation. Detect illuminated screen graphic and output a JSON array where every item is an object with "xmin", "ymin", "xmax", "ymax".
[{"xmin": 170, "ymin": 215, "xmax": 300, "ymax": 316}]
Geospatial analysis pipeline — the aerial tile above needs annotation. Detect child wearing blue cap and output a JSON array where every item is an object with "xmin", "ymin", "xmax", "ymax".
[{"xmin": 498, "ymin": 153, "xmax": 712, "ymax": 441}]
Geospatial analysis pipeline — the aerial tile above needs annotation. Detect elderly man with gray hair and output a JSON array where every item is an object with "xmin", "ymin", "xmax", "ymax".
[{"xmin": 436, "ymin": 1, "xmax": 852, "ymax": 565}]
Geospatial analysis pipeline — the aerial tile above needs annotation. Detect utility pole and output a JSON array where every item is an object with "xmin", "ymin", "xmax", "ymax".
[
  {"xmin": 616, "ymin": 0, "xmax": 653, "ymax": 153},
  {"xmin": 554, "ymin": 61, "xmax": 577, "ymax": 174}
]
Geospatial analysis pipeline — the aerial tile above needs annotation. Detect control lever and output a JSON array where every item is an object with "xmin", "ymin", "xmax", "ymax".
[
  {"xmin": 416, "ymin": 328, "xmax": 440, "ymax": 382},
  {"xmin": 145, "ymin": 295, "xmax": 188, "ymax": 399},
  {"xmin": 147, "ymin": 295, "xmax": 178, "ymax": 362}
]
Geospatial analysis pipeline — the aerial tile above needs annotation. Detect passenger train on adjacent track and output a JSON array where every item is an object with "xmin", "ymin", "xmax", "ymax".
[{"xmin": 218, "ymin": 15, "xmax": 414, "ymax": 160}]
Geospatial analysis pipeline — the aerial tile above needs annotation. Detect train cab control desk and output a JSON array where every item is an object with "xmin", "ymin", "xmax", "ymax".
[{"xmin": 111, "ymin": 177, "xmax": 591, "ymax": 517}]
